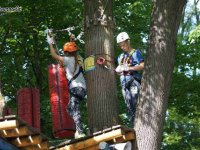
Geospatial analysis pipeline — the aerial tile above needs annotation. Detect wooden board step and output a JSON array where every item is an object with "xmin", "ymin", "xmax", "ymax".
[
  {"xmin": 49, "ymin": 125, "xmax": 135, "ymax": 150},
  {"xmin": 0, "ymin": 115, "xmax": 49, "ymax": 150}
]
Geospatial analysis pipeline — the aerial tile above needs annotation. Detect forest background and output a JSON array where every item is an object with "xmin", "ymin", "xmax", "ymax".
[{"xmin": 0, "ymin": 0, "xmax": 199, "ymax": 149}]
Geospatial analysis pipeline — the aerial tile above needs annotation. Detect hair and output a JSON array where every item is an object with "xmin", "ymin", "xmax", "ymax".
[{"xmin": 64, "ymin": 51, "xmax": 79, "ymax": 75}]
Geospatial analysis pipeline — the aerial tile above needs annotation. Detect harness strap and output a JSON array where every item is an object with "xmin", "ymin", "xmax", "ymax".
[
  {"xmin": 120, "ymin": 49, "xmax": 135, "ymax": 65},
  {"xmin": 68, "ymin": 67, "xmax": 83, "ymax": 86}
]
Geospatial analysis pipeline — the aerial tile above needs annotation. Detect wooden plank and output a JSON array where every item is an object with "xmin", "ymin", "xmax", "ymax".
[
  {"xmin": 0, "ymin": 115, "xmax": 16, "ymax": 121},
  {"xmin": 64, "ymin": 128, "xmax": 124, "ymax": 150},
  {"xmin": 111, "ymin": 125, "xmax": 122, "ymax": 130},
  {"xmin": 0, "ymin": 119, "xmax": 18, "ymax": 130},
  {"xmin": 102, "ymin": 127, "xmax": 112, "ymax": 133},
  {"xmin": 82, "ymin": 144, "xmax": 99, "ymax": 150},
  {"xmin": 113, "ymin": 131, "xmax": 135, "ymax": 143},
  {"xmin": 0, "ymin": 126, "xmax": 30, "ymax": 137},
  {"xmin": 50, "ymin": 126, "xmax": 136, "ymax": 150},
  {"xmin": 17, "ymin": 117, "xmax": 49, "ymax": 141},
  {"xmin": 92, "ymin": 130, "xmax": 102, "ymax": 136},
  {"xmin": 22, "ymin": 141, "xmax": 49, "ymax": 150},
  {"xmin": 84, "ymin": 132, "xmax": 135, "ymax": 150},
  {"xmin": 11, "ymin": 135, "xmax": 42, "ymax": 147},
  {"xmin": 0, "ymin": 137, "xmax": 19, "ymax": 150},
  {"xmin": 0, "ymin": 115, "xmax": 50, "ymax": 149},
  {"xmin": 121, "ymin": 125, "xmax": 135, "ymax": 133},
  {"xmin": 37, "ymin": 141, "xmax": 49, "ymax": 149}
]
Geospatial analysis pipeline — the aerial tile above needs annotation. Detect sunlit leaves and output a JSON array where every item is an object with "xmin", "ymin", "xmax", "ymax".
[{"xmin": 189, "ymin": 24, "xmax": 200, "ymax": 43}]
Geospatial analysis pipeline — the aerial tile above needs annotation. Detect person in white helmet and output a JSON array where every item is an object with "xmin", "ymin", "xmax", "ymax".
[{"xmin": 115, "ymin": 32, "xmax": 144, "ymax": 125}]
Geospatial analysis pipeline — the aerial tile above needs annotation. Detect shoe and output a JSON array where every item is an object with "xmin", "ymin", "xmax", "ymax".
[{"xmin": 75, "ymin": 131, "xmax": 86, "ymax": 139}]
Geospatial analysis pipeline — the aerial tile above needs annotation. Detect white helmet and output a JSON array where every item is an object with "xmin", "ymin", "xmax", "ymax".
[{"xmin": 116, "ymin": 32, "xmax": 130, "ymax": 43}]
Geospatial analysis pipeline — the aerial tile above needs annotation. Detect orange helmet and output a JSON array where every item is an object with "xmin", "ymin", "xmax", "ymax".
[{"xmin": 63, "ymin": 42, "xmax": 78, "ymax": 52}]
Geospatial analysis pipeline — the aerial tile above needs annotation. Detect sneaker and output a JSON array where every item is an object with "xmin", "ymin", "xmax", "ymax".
[{"xmin": 75, "ymin": 131, "xmax": 86, "ymax": 139}]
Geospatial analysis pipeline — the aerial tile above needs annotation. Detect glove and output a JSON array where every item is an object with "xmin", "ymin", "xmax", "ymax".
[
  {"xmin": 115, "ymin": 64, "xmax": 129, "ymax": 73},
  {"xmin": 115, "ymin": 65, "xmax": 123, "ymax": 73},
  {"xmin": 121, "ymin": 64, "xmax": 129, "ymax": 72},
  {"xmin": 47, "ymin": 35, "xmax": 54, "ymax": 44},
  {"xmin": 46, "ymin": 29, "xmax": 54, "ymax": 44}
]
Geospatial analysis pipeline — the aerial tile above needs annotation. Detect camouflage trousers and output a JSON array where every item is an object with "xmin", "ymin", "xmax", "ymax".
[
  {"xmin": 122, "ymin": 79, "xmax": 140, "ymax": 123},
  {"xmin": 67, "ymin": 87, "xmax": 86, "ymax": 134}
]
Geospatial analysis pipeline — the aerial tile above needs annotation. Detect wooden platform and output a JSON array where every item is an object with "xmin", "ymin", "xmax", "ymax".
[
  {"xmin": 0, "ymin": 115, "xmax": 49, "ymax": 150},
  {"xmin": 49, "ymin": 125, "xmax": 135, "ymax": 150}
]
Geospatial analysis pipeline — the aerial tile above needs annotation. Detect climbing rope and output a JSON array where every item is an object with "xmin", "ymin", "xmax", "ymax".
[{"xmin": 45, "ymin": 27, "xmax": 84, "ymax": 44}]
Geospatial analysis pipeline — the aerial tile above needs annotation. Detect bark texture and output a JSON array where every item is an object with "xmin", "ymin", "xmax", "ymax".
[
  {"xmin": 84, "ymin": 0, "xmax": 119, "ymax": 133},
  {"xmin": 134, "ymin": 0, "xmax": 187, "ymax": 149}
]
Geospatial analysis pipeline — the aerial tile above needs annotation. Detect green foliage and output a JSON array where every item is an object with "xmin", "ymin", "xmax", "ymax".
[
  {"xmin": 114, "ymin": 0, "xmax": 152, "ymax": 54},
  {"xmin": 0, "ymin": 0, "xmax": 83, "ymax": 139},
  {"xmin": 0, "ymin": 0, "xmax": 152, "ymax": 138},
  {"xmin": 162, "ymin": 1, "xmax": 200, "ymax": 148},
  {"xmin": 189, "ymin": 25, "xmax": 200, "ymax": 43},
  {"xmin": 1, "ymin": 1, "xmax": 199, "ymax": 149},
  {"xmin": 162, "ymin": 49, "xmax": 200, "ymax": 149}
]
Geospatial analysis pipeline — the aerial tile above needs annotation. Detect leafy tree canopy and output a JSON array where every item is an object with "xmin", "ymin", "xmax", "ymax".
[{"xmin": 0, "ymin": 0, "xmax": 199, "ymax": 149}]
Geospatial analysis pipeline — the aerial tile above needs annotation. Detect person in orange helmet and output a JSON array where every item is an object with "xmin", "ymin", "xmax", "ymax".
[{"xmin": 47, "ymin": 30, "xmax": 86, "ymax": 139}]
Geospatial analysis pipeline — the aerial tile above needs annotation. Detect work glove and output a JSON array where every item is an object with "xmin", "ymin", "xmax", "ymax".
[
  {"xmin": 115, "ymin": 64, "xmax": 129, "ymax": 73},
  {"xmin": 121, "ymin": 64, "xmax": 129, "ymax": 72},
  {"xmin": 115, "ymin": 65, "xmax": 123, "ymax": 73},
  {"xmin": 46, "ymin": 29, "xmax": 54, "ymax": 44}
]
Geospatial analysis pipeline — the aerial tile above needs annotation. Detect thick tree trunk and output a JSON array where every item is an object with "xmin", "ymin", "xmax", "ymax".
[
  {"xmin": 84, "ymin": 0, "xmax": 119, "ymax": 133},
  {"xmin": 134, "ymin": 0, "xmax": 187, "ymax": 149}
]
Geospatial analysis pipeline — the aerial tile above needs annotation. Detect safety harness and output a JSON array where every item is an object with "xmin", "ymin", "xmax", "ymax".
[
  {"xmin": 120, "ymin": 49, "xmax": 135, "ymax": 66},
  {"xmin": 120, "ymin": 49, "xmax": 141, "ymax": 85},
  {"xmin": 68, "ymin": 55, "xmax": 84, "ymax": 86}
]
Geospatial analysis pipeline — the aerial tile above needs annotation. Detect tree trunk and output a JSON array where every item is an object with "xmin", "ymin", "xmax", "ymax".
[
  {"xmin": 134, "ymin": 0, "xmax": 187, "ymax": 149},
  {"xmin": 194, "ymin": 0, "xmax": 200, "ymax": 24},
  {"xmin": 84, "ymin": 0, "xmax": 119, "ymax": 133},
  {"xmin": 32, "ymin": 31, "xmax": 43, "ymax": 91},
  {"xmin": 0, "ymin": 81, "xmax": 5, "ymax": 117}
]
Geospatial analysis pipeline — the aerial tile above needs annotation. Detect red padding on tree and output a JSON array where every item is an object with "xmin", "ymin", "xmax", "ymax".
[
  {"xmin": 48, "ymin": 64, "xmax": 75, "ymax": 138},
  {"xmin": 17, "ymin": 87, "xmax": 40, "ymax": 132}
]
